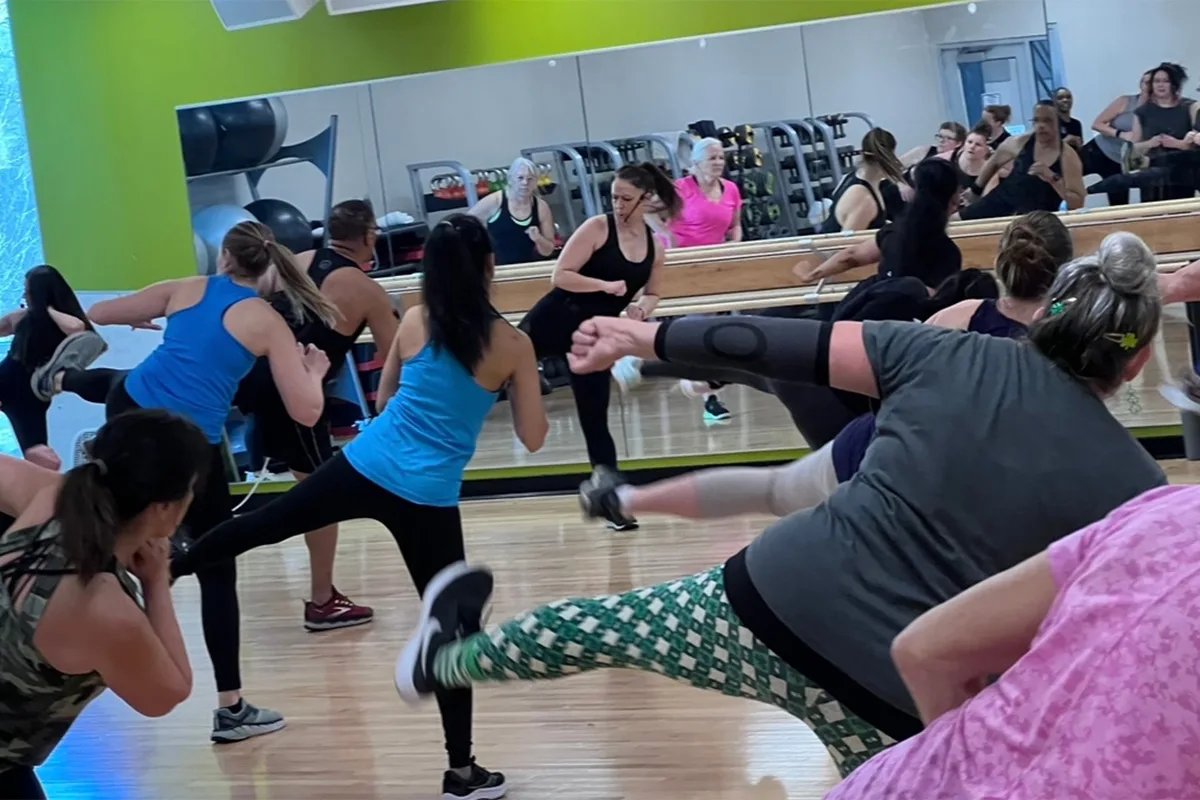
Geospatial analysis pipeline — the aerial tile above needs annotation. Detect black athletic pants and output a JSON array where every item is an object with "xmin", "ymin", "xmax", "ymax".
[
  {"xmin": 78, "ymin": 370, "xmax": 243, "ymax": 695},
  {"xmin": 172, "ymin": 452, "xmax": 475, "ymax": 769},
  {"xmin": 0, "ymin": 766, "xmax": 44, "ymax": 800},
  {"xmin": 0, "ymin": 357, "xmax": 48, "ymax": 453},
  {"xmin": 1080, "ymin": 139, "xmax": 1128, "ymax": 206},
  {"xmin": 520, "ymin": 299, "xmax": 617, "ymax": 469}
]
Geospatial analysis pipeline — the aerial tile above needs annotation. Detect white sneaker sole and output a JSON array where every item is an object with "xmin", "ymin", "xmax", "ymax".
[
  {"xmin": 395, "ymin": 560, "xmax": 474, "ymax": 705},
  {"xmin": 443, "ymin": 782, "xmax": 508, "ymax": 800}
]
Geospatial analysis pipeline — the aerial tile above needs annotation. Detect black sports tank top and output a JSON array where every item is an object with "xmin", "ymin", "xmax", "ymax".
[
  {"xmin": 272, "ymin": 248, "xmax": 366, "ymax": 374},
  {"xmin": 819, "ymin": 175, "xmax": 886, "ymax": 234},
  {"xmin": 968, "ymin": 299, "xmax": 1027, "ymax": 339},
  {"xmin": 545, "ymin": 214, "xmax": 655, "ymax": 318},
  {"xmin": 487, "ymin": 192, "xmax": 543, "ymax": 266},
  {"xmin": 994, "ymin": 136, "xmax": 1064, "ymax": 213}
]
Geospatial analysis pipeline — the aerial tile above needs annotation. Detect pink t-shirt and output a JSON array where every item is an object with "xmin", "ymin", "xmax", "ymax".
[
  {"xmin": 665, "ymin": 176, "xmax": 741, "ymax": 249},
  {"xmin": 828, "ymin": 484, "xmax": 1200, "ymax": 800}
]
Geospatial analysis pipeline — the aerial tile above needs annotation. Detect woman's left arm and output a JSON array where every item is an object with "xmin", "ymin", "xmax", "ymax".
[
  {"xmin": 88, "ymin": 280, "xmax": 177, "ymax": 327},
  {"xmin": 727, "ymin": 183, "xmax": 744, "ymax": 243},
  {"xmin": 628, "ymin": 241, "xmax": 665, "ymax": 320},
  {"xmin": 0, "ymin": 309, "xmax": 26, "ymax": 336},
  {"xmin": 891, "ymin": 551, "xmax": 1059, "ymax": 725},
  {"xmin": 47, "ymin": 307, "xmax": 86, "ymax": 335}
]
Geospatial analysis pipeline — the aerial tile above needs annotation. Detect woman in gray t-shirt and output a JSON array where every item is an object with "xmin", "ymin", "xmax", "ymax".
[{"xmin": 395, "ymin": 233, "xmax": 1167, "ymax": 780}]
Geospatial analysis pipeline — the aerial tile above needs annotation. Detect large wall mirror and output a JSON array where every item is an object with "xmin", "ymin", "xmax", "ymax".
[{"xmin": 172, "ymin": 0, "xmax": 1200, "ymax": 481}]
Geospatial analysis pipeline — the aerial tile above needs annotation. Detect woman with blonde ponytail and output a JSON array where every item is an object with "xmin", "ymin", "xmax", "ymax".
[{"xmin": 34, "ymin": 219, "xmax": 340, "ymax": 744}]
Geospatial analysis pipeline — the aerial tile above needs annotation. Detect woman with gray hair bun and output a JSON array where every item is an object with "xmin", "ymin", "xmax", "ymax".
[
  {"xmin": 395, "ymin": 232, "xmax": 1168, "ymax": 785},
  {"xmin": 467, "ymin": 156, "xmax": 556, "ymax": 265}
]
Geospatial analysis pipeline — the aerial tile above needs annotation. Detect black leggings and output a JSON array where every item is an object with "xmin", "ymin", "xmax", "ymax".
[
  {"xmin": 172, "ymin": 452, "xmax": 475, "ymax": 769},
  {"xmin": 520, "ymin": 300, "xmax": 617, "ymax": 469},
  {"xmin": 104, "ymin": 376, "xmax": 243, "ymax": 695},
  {"xmin": 0, "ymin": 357, "xmax": 48, "ymax": 453},
  {"xmin": 1080, "ymin": 139, "xmax": 1128, "ymax": 206},
  {"xmin": 0, "ymin": 766, "xmax": 44, "ymax": 800}
]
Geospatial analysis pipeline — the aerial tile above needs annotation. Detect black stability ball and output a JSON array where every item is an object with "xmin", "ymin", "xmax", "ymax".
[
  {"xmin": 210, "ymin": 98, "xmax": 287, "ymax": 172},
  {"xmin": 245, "ymin": 198, "xmax": 314, "ymax": 254},
  {"xmin": 177, "ymin": 107, "xmax": 219, "ymax": 177}
]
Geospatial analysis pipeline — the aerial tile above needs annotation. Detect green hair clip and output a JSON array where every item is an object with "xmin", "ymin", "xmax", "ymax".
[
  {"xmin": 1103, "ymin": 332, "xmax": 1140, "ymax": 350},
  {"xmin": 1048, "ymin": 297, "xmax": 1077, "ymax": 317}
]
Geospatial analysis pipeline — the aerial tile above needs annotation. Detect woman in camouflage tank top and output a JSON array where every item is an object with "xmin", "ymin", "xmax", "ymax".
[{"xmin": 0, "ymin": 409, "xmax": 209, "ymax": 800}]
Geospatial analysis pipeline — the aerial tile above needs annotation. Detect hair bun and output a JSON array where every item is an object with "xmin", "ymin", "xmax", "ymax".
[{"xmin": 1095, "ymin": 232, "xmax": 1157, "ymax": 295}]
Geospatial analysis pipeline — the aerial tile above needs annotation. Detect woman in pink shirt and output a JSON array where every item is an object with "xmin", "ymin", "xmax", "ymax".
[
  {"xmin": 617, "ymin": 137, "xmax": 743, "ymax": 422},
  {"xmin": 828, "ymin": 483, "xmax": 1200, "ymax": 800}
]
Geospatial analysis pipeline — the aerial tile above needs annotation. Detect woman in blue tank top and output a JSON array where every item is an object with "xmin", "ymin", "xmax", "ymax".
[
  {"xmin": 581, "ymin": 211, "xmax": 1075, "ymax": 526},
  {"xmin": 170, "ymin": 214, "xmax": 548, "ymax": 800},
  {"xmin": 53, "ymin": 221, "xmax": 340, "ymax": 745}
]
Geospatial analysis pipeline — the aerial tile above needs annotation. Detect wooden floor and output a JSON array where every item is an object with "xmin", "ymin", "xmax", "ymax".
[
  {"xmin": 40, "ymin": 461, "xmax": 1200, "ymax": 799},
  {"xmin": 467, "ymin": 306, "xmax": 1196, "ymax": 469}
]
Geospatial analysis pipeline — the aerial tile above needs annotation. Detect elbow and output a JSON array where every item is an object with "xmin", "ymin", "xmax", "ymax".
[
  {"xmin": 549, "ymin": 270, "xmax": 565, "ymax": 289},
  {"xmin": 520, "ymin": 420, "xmax": 549, "ymax": 453},
  {"xmin": 890, "ymin": 629, "xmax": 926, "ymax": 682},
  {"xmin": 136, "ymin": 678, "xmax": 192, "ymax": 718},
  {"xmin": 288, "ymin": 397, "xmax": 324, "ymax": 428}
]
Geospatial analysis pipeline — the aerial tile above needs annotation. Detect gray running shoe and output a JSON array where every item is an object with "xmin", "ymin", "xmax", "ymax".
[
  {"xmin": 30, "ymin": 330, "xmax": 108, "ymax": 401},
  {"xmin": 210, "ymin": 700, "xmax": 286, "ymax": 744}
]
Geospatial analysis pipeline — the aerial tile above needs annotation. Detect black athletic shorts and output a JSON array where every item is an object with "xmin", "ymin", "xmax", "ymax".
[{"xmin": 234, "ymin": 363, "xmax": 333, "ymax": 475}]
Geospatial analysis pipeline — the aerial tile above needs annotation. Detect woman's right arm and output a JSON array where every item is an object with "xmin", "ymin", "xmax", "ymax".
[
  {"xmin": 796, "ymin": 238, "xmax": 882, "ymax": 283},
  {"xmin": 505, "ymin": 328, "xmax": 548, "ymax": 452},
  {"xmin": 550, "ymin": 217, "xmax": 617, "ymax": 294},
  {"xmin": 88, "ymin": 280, "xmax": 179, "ymax": 327},
  {"xmin": 465, "ymin": 191, "xmax": 502, "ymax": 222},
  {"xmin": 1091, "ymin": 95, "xmax": 1127, "ymax": 137},
  {"xmin": 256, "ymin": 306, "xmax": 326, "ymax": 427},
  {"xmin": 969, "ymin": 136, "xmax": 1022, "ymax": 197}
]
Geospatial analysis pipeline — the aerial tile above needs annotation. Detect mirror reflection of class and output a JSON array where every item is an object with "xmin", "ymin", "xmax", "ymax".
[{"xmin": 173, "ymin": 0, "xmax": 1200, "ymax": 482}]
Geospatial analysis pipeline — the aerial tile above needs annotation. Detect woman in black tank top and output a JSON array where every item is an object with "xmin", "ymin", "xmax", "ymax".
[
  {"xmin": 899, "ymin": 121, "xmax": 966, "ymax": 177},
  {"xmin": 960, "ymin": 102, "xmax": 1085, "ymax": 221},
  {"xmin": 818, "ymin": 128, "xmax": 904, "ymax": 235},
  {"xmin": 521, "ymin": 163, "xmax": 681, "ymax": 530},
  {"xmin": 1128, "ymin": 63, "xmax": 1200, "ymax": 201},
  {"xmin": 468, "ymin": 157, "xmax": 556, "ymax": 266},
  {"xmin": 939, "ymin": 125, "xmax": 990, "ymax": 195}
]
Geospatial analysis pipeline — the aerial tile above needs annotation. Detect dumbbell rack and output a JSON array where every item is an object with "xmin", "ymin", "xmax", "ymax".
[
  {"xmin": 715, "ymin": 123, "xmax": 795, "ymax": 242},
  {"xmin": 610, "ymin": 133, "xmax": 684, "ymax": 178}
]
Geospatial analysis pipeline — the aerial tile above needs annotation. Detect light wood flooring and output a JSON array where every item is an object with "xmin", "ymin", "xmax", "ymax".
[{"xmin": 40, "ymin": 463, "xmax": 1200, "ymax": 799}]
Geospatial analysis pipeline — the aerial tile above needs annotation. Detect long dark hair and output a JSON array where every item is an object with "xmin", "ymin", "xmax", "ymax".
[
  {"xmin": 887, "ymin": 158, "xmax": 961, "ymax": 287},
  {"xmin": 12, "ymin": 265, "xmax": 92, "ymax": 367},
  {"xmin": 422, "ymin": 214, "xmax": 496, "ymax": 372},
  {"xmin": 55, "ymin": 409, "xmax": 209, "ymax": 583},
  {"xmin": 617, "ymin": 162, "xmax": 683, "ymax": 221}
]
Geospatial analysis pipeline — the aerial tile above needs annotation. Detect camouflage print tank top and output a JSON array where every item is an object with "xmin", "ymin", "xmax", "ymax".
[{"xmin": 0, "ymin": 521, "xmax": 141, "ymax": 769}]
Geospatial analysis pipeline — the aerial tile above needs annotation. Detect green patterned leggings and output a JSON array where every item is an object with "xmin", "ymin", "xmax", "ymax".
[{"xmin": 434, "ymin": 565, "xmax": 895, "ymax": 776}]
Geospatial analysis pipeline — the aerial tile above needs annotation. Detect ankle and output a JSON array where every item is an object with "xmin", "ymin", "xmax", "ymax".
[{"xmin": 310, "ymin": 587, "xmax": 334, "ymax": 605}]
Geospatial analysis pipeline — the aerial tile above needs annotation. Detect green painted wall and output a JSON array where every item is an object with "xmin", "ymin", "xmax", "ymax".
[{"xmin": 9, "ymin": 0, "xmax": 940, "ymax": 291}]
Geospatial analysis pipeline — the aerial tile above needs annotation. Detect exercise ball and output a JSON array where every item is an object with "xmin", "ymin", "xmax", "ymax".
[
  {"xmin": 265, "ymin": 97, "xmax": 288, "ymax": 163},
  {"xmin": 193, "ymin": 204, "xmax": 256, "ymax": 274},
  {"xmin": 245, "ymin": 198, "xmax": 313, "ymax": 254},
  {"xmin": 193, "ymin": 232, "xmax": 209, "ymax": 275},
  {"xmin": 210, "ymin": 97, "xmax": 289, "ymax": 172},
  {"xmin": 177, "ymin": 107, "xmax": 219, "ymax": 177}
]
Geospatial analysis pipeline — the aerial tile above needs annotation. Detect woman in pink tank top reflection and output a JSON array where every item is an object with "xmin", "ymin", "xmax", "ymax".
[
  {"xmin": 617, "ymin": 137, "xmax": 744, "ymax": 423},
  {"xmin": 826, "ymin": 483, "xmax": 1200, "ymax": 800}
]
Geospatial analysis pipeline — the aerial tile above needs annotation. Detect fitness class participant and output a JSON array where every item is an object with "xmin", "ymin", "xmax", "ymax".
[
  {"xmin": 56, "ymin": 220, "xmax": 338, "ymax": 743},
  {"xmin": 981, "ymin": 104, "xmax": 1012, "ymax": 150},
  {"xmin": 233, "ymin": 199, "xmax": 397, "ymax": 632},
  {"xmin": 585, "ymin": 211, "xmax": 1071, "ymax": 525},
  {"xmin": 0, "ymin": 409, "xmax": 209, "ymax": 800},
  {"xmin": 959, "ymin": 102, "xmax": 1085, "ymax": 220},
  {"xmin": 818, "ymin": 128, "xmax": 904, "ymax": 235},
  {"xmin": 397, "ymin": 230, "xmax": 1165, "ymax": 781},
  {"xmin": 468, "ymin": 157, "xmax": 556, "ymax": 266},
  {"xmin": 521, "ymin": 162, "xmax": 679, "ymax": 531},
  {"xmin": 619, "ymin": 137, "xmax": 744, "ymax": 424},
  {"xmin": 1083, "ymin": 70, "xmax": 1152, "ymax": 206},
  {"xmin": 938, "ymin": 124, "xmax": 990, "ymax": 192},
  {"xmin": 826, "ymin": 484, "xmax": 1200, "ymax": 799},
  {"xmin": 0, "ymin": 266, "xmax": 107, "ymax": 470},
  {"xmin": 1127, "ymin": 62, "xmax": 1200, "ymax": 201},
  {"xmin": 171, "ymin": 214, "xmax": 547, "ymax": 800},
  {"xmin": 899, "ymin": 121, "xmax": 966, "ymax": 169},
  {"xmin": 1054, "ymin": 87, "xmax": 1084, "ymax": 149}
]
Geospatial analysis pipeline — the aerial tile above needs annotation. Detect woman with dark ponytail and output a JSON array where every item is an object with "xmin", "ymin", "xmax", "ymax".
[
  {"xmin": 521, "ymin": 162, "xmax": 678, "ymax": 530},
  {"xmin": 0, "ymin": 409, "xmax": 209, "ymax": 800},
  {"xmin": 171, "ymin": 213, "xmax": 547, "ymax": 800}
]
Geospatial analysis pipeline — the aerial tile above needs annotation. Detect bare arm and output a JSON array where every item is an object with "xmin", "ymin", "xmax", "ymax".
[
  {"xmin": 628, "ymin": 241, "xmax": 665, "ymax": 320},
  {"xmin": 505, "ymin": 328, "xmax": 548, "ymax": 452},
  {"xmin": 375, "ymin": 311, "xmax": 407, "ymax": 414},
  {"xmin": 798, "ymin": 238, "xmax": 883, "ymax": 283},
  {"xmin": 532, "ymin": 198, "xmax": 556, "ymax": 258},
  {"xmin": 88, "ymin": 280, "xmax": 177, "ymax": 327},
  {"xmin": 1160, "ymin": 258, "xmax": 1200, "ymax": 304},
  {"xmin": 465, "ymin": 190, "xmax": 502, "ymax": 222},
  {"xmin": 550, "ymin": 217, "xmax": 614, "ymax": 294},
  {"xmin": 1091, "ymin": 95, "xmax": 1129, "ymax": 138},
  {"xmin": 892, "ymin": 551, "xmax": 1058, "ymax": 725},
  {"xmin": 1059, "ymin": 145, "xmax": 1086, "ymax": 209},
  {"xmin": 971, "ymin": 135, "xmax": 1023, "ymax": 194},
  {"xmin": 0, "ymin": 308, "xmax": 26, "ymax": 337},
  {"xmin": 256, "ymin": 309, "xmax": 326, "ymax": 427},
  {"xmin": 47, "ymin": 307, "xmax": 86, "ymax": 336}
]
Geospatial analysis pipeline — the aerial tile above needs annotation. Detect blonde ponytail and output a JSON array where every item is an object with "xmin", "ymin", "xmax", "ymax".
[{"xmin": 265, "ymin": 240, "xmax": 340, "ymax": 328}]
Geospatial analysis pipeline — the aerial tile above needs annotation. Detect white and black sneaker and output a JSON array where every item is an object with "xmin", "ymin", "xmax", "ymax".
[
  {"xmin": 211, "ymin": 700, "xmax": 286, "ymax": 743},
  {"xmin": 395, "ymin": 561, "xmax": 494, "ymax": 705},
  {"xmin": 579, "ymin": 466, "xmax": 638, "ymax": 531},
  {"xmin": 443, "ymin": 759, "xmax": 507, "ymax": 800},
  {"xmin": 30, "ymin": 330, "xmax": 108, "ymax": 401}
]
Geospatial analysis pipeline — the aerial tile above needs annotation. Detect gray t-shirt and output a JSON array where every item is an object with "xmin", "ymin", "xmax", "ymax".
[{"xmin": 744, "ymin": 321, "xmax": 1167, "ymax": 717}]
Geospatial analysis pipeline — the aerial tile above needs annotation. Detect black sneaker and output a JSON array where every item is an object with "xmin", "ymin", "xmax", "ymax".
[
  {"xmin": 395, "ymin": 561, "xmax": 494, "ymax": 705},
  {"xmin": 580, "ymin": 466, "xmax": 638, "ymax": 531},
  {"xmin": 703, "ymin": 394, "xmax": 732, "ymax": 423},
  {"xmin": 30, "ymin": 330, "xmax": 108, "ymax": 401},
  {"xmin": 443, "ymin": 760, "xmax": 507, "ymax": 800}
]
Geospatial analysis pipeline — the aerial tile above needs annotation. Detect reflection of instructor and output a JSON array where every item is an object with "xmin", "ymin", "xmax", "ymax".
[{"xmin": 468, "ymin": 157, "xmax": 556, "ymax": 265}]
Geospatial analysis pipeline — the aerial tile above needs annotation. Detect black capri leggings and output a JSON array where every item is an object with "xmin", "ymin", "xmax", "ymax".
[
  {"xmin": 0, "ymin": 357, "xmax": 49, "ymax": 453},
  {"xmin": 520, "ymin": 298, "xmax": 617, "ymax": 469},
  {"xmin": 0, "ymin": 765, "xmax": 44, "ymax": 800},
  {"xmin": 172, "ymin": 452, "xmax": 475, "ymax": 769},
  {"xmin": 103, "ymin": 375, "xmax": 243, "ymax": 695}
]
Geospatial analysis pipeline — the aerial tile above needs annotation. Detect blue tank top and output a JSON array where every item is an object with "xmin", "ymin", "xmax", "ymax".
[
  {"xmin": 343, "ymin": 339, "xmax": 499, "ymax": 507},
  {"xmin": 124, "ymin": 275, "xmax": 259, "ymax": 443}
]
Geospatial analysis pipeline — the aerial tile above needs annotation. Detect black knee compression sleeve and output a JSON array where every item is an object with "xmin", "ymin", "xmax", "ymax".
[{"xmin": 653, "ymin": 315, "xmax": 832, "ymax": 386}]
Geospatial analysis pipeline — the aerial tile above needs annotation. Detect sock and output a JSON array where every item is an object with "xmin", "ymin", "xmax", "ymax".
[
  {"xmin": 614, "ymin": 485, "xmax": 635, "ymax": 514},
  {"xmin": 223, "ymin": 699, "xmax": 245, "ymax": 714},
  {"xmin": 450, "ymin": 764, "xmax": 474, "ymax": 780}
]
